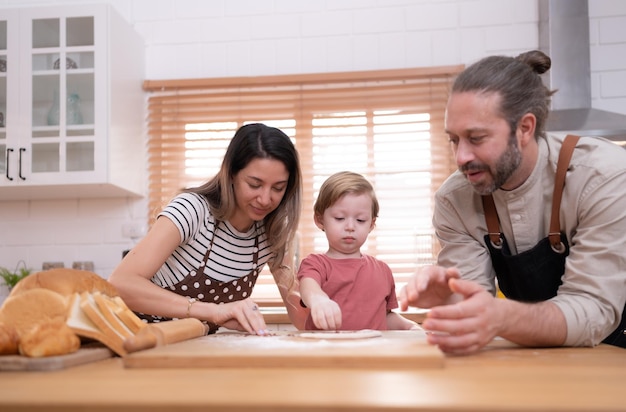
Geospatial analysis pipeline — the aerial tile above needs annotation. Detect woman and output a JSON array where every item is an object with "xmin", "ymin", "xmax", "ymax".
[{"xmin": 109, "ymin": 123, "xmax": 307, "ymax": 335}]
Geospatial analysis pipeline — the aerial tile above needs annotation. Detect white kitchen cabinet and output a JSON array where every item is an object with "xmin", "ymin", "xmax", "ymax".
[{"xmin": 0, "ymin": 4, "xmax": 145, "ymax": 200}]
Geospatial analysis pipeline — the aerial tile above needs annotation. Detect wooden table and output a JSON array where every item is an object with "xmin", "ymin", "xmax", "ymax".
[{"xmin": 0, "ymin": 338, "xmax": 624, "ymax": 412}]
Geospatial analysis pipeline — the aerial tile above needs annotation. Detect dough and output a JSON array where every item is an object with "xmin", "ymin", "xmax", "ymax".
[{"xmin": 297, "ymin": 329, "xmax": 383, "ymax": 340}]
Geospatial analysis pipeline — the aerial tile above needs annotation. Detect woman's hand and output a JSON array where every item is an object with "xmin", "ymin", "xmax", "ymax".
[{"xmin": 210, "ymin": 298, "xmax": 269, "ymax": 335}]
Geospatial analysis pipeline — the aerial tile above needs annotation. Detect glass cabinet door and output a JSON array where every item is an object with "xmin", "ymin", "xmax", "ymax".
[
  {"xmin": 30, "ymin": 15, "xmax": 95, "ymax": 175},
  {"xmin": 0, "ymin": 4, "xmax": 144, "ymax": 199},
  {"xmin": 0, "ymin": 10, "xmax": 19, "ymax": 184},
  {"xmin": 0, "ymin": 18, "xmax": 8, "ymax": 181}
]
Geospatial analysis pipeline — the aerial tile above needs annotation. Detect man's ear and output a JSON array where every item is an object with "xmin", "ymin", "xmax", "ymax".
[
  {"xmin": 517, "ymin": 112, "xmax": 536, "ymax": 147},
  {"xmin": 314, "ymin": 214, "xmax": 325, "ymax": 231}
]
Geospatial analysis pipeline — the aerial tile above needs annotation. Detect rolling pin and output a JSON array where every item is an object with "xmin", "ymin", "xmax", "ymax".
[{"xmin": 123, "ymin": 318, "xmax": 209, "ymax": 353}]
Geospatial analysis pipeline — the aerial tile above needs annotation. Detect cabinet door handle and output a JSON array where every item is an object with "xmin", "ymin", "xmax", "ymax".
[
  {"xmin": 18, "ymin": 147, "xmax": 26, "ymax": 180},
  {"xmin": 5, "ymin": 148, "xmax": 13, "ymax": 181}
]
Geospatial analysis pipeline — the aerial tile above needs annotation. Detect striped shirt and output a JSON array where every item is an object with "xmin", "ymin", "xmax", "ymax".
[{"xmin": 150, "ymin": 192, "xmax": 272, "ymax": 288}]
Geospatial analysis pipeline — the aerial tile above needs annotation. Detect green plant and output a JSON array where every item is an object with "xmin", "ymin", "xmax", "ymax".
[{"xmin": 0, "ymin": 262, "xmax": 33, "ymax": 290}]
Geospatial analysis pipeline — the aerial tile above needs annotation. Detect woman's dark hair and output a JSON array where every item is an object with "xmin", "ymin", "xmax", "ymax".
[
  {"xmin": 186, "ymin": 123, "xmax": 302, "ymax": 268},
  {"xmin": 451, "ymin": 50, "xmax": 556, "ymax": 138}
]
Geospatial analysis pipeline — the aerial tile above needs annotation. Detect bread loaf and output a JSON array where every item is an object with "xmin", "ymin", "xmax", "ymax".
[
  {"xmin": 0, "ymin": 268, "xmax": 146, "ymax": 358},
  {"xmin": 0, "ymin": 289, "xmax": 68, "ymax": 337},
  {"xmin": 19, "ymin": 318, "xmax": 80, "ymax": 357},
  {"xmin": 0, "ymin": 321, "xmax": 19, "ymax": 355},
  {"xmin": 10, "ymin": 268, "xmax": 118, "ymax": 298}
]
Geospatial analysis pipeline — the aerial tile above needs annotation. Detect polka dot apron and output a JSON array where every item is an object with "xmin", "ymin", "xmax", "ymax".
[{"xmin": 135, "ymin": 221, "xmax": 261, "ymax": 334}]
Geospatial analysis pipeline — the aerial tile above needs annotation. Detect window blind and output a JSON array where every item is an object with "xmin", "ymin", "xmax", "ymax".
[{"xmin": 144, "ymin": 66, "xmax": 462, "ymax": 302}]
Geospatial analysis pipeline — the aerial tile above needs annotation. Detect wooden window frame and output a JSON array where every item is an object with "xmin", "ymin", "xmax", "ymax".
[{"xmin": 144, "ymin": 66, "xmax": 462, "ymax": 308}]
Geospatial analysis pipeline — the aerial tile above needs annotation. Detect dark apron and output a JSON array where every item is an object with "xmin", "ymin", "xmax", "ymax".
[
  {"xmin": 482, "ymin": 135, "xmax": 625, "ymax": 348},
  {"xmin": 485, "ymin": 232, "xmax": 569, "ymax": 302},
  {"xmin": 136, "ymin": 221, "xmax": 261, "ymax": 334}
]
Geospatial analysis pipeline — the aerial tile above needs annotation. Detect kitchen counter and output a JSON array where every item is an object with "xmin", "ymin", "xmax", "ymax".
[{"xmin": 0, "ymin": 337, "xmax": 624, "ymax": 412}]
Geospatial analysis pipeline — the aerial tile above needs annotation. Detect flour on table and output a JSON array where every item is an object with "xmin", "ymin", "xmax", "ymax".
[
  {"xmin": 296, "ymin": 329, "xmax": 383, "ymax": 340},
  {"xmin": 202, "ymin": 330, "xmax": 389, "ymax": 349}
]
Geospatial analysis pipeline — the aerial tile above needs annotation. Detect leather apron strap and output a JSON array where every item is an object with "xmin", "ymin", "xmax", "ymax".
[
  {"xmin": 482, "ymin": 134, "xmax": 580, "ymax": 248},
  {"xmin": 483, "ymin": 194, "xmax": 502, "ymax": 246},
  {"xmin": 548, "ymin": 135, "xmax": 580, "ymax": 248}
]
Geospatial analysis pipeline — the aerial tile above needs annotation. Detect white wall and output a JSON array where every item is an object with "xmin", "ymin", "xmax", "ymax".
[
  {"xmin": 589, "ymin": 0, "xmax": 626, "ymax": 114},
  {"xmin": 1, "ymin": 0, "xmax": 625, "ymax": 278}
]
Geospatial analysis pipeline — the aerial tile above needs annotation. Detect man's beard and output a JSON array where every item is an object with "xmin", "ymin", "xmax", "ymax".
[{"xmin": 460, "ymin": 134, "xmax": 522, "ymax": 195}]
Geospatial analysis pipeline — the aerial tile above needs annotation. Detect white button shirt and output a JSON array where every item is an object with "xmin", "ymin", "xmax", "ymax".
[{"xmin": 434, "ymin": 133, "xmax": 626, "ymax": 346}]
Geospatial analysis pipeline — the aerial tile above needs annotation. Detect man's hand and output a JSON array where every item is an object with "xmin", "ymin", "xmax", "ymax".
[
  {"xmin": 398, "ymin": 265, "xmax": 461, "ymax": 310},
  {"xmin": 421, "ymin": 278, "xmax": 501, "ymax": 355}
]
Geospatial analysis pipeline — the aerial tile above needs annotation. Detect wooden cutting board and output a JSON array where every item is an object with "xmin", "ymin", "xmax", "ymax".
[
  {"xmin": 123, "ymin": 330, "xmax": 444, "ymax": 370},
  {"xmin": 0, "ymin": 345, "xmax": 114, "ymax": 372}
]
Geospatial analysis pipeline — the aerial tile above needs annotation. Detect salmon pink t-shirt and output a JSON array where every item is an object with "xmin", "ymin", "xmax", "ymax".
[{"xmin": 297, "ymin": 254, "xmax": 398, "ymax": 330}]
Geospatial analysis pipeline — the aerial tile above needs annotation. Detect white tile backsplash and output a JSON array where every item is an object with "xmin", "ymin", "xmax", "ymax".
[{"xmin": 0, "ymin": 197, "xmax": 141, "ymax": 278}]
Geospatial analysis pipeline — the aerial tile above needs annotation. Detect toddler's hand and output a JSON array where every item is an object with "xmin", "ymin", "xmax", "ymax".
[{"xmin": 310, "ymin": 298, "xmax": 342, "ymax": 330}]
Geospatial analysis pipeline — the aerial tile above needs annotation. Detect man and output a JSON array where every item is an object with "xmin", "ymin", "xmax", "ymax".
[{"xmin": 399, "ymin": 50, "xmax": 626, "ymax": 355}]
